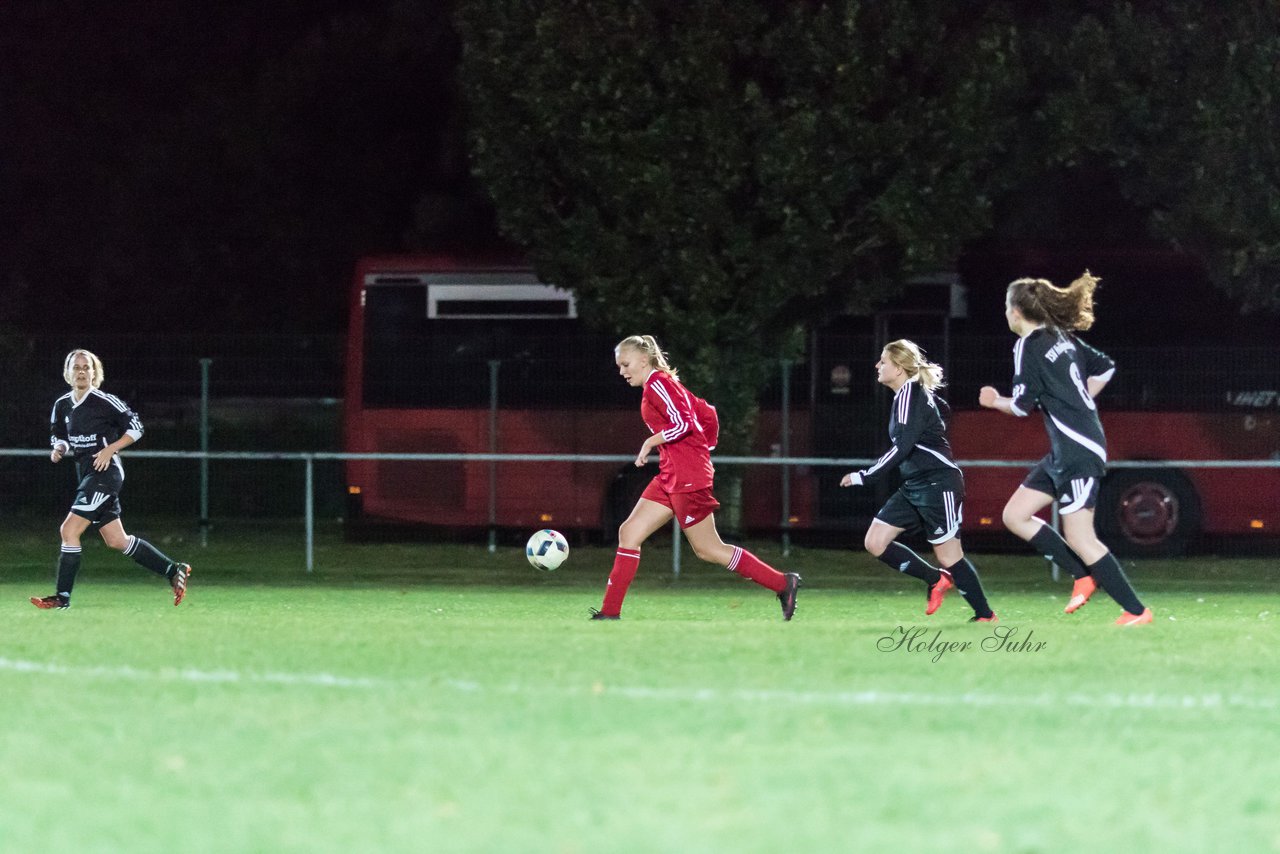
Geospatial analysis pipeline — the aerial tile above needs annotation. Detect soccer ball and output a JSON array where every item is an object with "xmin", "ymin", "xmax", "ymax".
[{"xmin": 526, "ymin": 529, "xmax": 569, "ymax": 571}]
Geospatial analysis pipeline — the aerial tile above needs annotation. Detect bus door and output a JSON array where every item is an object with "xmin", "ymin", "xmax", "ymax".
[{"xmin": 811, "ymin": 275, "xmax": 963, "ymax": 534}]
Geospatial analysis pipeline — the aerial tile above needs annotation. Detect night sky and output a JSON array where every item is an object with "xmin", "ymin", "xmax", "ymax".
[
  {"xmin": 1, "ymin": 3, "xmax": 1268, "ymax": 344},
  {"xmin": 1, "ymin": 1, "xmax": 497, "ymax": 335}
]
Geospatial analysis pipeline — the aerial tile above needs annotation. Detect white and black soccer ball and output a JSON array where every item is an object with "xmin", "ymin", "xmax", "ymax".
[{"xmin": 526, "ymin": 528, "xmax": 569, "ymax": 571}]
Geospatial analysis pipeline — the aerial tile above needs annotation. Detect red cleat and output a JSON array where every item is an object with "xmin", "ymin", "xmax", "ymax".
[
  {"xmin": 1065, "ymin": 575, "xmax": 1097, "ymax": 614},
  {"xmin": 170, "ymin": 563, "xmax": 191, "ymax": 606},
  {"xmin": 31, "ymin": 594, "xmax": 70, "ymax": 610},
  {"xmin": 1115, "ymin": 607, "xmax": 1154, "ymax": 627},
  {"xmin": 925, "ymin": 571, "xmax": 953, "ymax": 616},
  {"xmin": 969, "ymin": 613, "xmax": 998, "ymax": 623}
]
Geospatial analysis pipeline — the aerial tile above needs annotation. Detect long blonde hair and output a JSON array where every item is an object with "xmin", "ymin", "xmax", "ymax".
[
  {"xmin": 62, "ymin": 349, "xmax": 105, "ymax": 389},
  {"xmin": 1007, "ymin": 270, "xmax": 1100, "ymax": 332},
  {"xmin": 883, "ymin": 339, "xmax": 944, "ymax": 391},
  {"xmin": 615, "ymin": 334, "xmax": 678, "ymax": 380}
]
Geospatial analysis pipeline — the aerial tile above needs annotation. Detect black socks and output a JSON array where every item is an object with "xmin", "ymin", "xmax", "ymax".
[
  {"xmin": 943, "ymin": 556, "xmax": 994, "ymax": 619},
  {"xmin": 56, "ymin": 546, "xmax": 81, "ymax": 597},
  {"xmin": 1086, "ymin": 552, "xmax": 1146, "ymax": 614},
  {"xmin": 124, "ymin": 536, "xmax": 176, "ymax": 577},
  {"xmin": 877, "ymin": 541, "xmax": 942, "ymax": 586},
  {"xmin": 1028, "ymin": 524, "xmax": 1090, "ymax": 580}
]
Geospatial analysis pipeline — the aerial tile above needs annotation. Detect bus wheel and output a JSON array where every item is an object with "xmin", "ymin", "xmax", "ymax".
[{"xmin": 1098, "ymin": 469, "xmax": 1201, "ymax": 557}]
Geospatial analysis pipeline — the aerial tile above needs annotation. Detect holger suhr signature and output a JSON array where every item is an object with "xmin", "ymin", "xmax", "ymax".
[{"xmin": 877, "ymin": 625, "xmax": 1047, "ymax": 663}]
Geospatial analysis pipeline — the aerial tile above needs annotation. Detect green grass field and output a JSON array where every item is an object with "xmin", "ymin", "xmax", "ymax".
[{"xmin": 3, "ymin": 523, "xmax": 1278, "ymax": 853}]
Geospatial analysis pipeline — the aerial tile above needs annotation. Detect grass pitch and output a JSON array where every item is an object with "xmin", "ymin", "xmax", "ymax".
[{"xmin": 2, "ymin": 523, "xmax": 1278, "ymax": 853}]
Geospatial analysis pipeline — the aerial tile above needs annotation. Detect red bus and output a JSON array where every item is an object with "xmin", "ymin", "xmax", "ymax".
[
  {"xmin": 344, "ymin": 251, "xmax": 1279, "ymax": 554},
  {"xmin": 342, "ymin": 253, "xmax": 815, "ymax": 537}
]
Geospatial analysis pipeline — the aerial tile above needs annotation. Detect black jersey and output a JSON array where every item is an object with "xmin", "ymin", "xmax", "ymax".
[
  {"xmin": 50, "ymin": 389, "xmax": 144, "ymax": 479},
  {"xmin": 857, "ymin": 378, "xmax": 961, "ymax": 486},
  {"xmin": 1009, "ymin": 327, "xmax": 1115, "ymax": 468}
]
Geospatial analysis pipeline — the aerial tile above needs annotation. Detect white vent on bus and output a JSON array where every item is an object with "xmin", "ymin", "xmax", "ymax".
[{"xmin": 364, "ymin": 271, "xmax": 577, "ymax": 319}]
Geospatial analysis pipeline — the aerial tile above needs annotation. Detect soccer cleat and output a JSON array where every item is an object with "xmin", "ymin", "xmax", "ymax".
[
  {"xmin": 925, "ymin": 571, "xmax": 953, "ymax": 616},
  {"xmin": 777, "ymin": 572, "xmax": 802, "ymax": 621},
  {"xmin": 170, "ymin": 563, "xmax": 192, "ymax": 606},
  {"xmin": 969, "ymin": 613, "xmax": 998, "ymax": 623},
  {"xmin": 31, "ymin": 594, "xmax": 70, "ymax": 610},
  {"xmin": 1115, "ymin": 607, "xmax": 1154, "ymax": 627},
  {"xmin": 588, "ymin": 608, "xmax": 619, "ymax": 621},
  {"xmin": 1064, "ymin": 575, "xmax": 1097, "ymax": 614}
]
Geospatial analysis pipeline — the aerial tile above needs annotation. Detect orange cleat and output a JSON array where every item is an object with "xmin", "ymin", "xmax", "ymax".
[
  {"xmin": 170, "ymin": 563, "xmax": 192, "ymax": 606},
  {"xmin": 1064, "ymin": 575, "xmax": 1097, "ymax": 614},
  {"xmin": 1115, "ymin": 607, "xmax": 1154, "ymax": 627},
  {"xmin": 31, "ymin": 594, "xmax": 70, "ymax": 610},
  {"xmin": 925, "ymin": 571, "xmax": 953, "ymax": 616},
  {"xmin": 969, "ymin": 613, "xmax": 998, "ymax": 623}
]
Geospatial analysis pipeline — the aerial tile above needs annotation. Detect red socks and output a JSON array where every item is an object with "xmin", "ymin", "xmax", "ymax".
[
  {"xmin": 599, "ymin": 545, "xmax": 787, "ymax": 615},
  {"xmin": 598, "ymin": 548, "xmax": 641, "ymax": 616},
  {"xmin": 727, "ymin": 547, "xmax": 787, "ymax": 592}
]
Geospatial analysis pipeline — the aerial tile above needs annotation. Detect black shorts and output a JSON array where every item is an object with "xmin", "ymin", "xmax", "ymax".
[
  {"xmin": 1022, "ymin": 455, "xmax": 1104, "ymax": 515},
  {"xmin": 874, "ymin": 469, "xmax": 965, "ymax": 545},
  {"xmin": 70, "ymin": 466, "xmax": 124, "ymax": 526}
]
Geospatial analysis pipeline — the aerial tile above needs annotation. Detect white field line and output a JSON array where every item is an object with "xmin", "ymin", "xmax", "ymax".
[
  {"xmin": 0, "ymin": 657, "xmax": 382, "ymax": 689},
  {"xmin": 442, "ymin": 680, "xmax": 1280, "ymax": 711},
  {"xmin": 2, "ymin": 657, "xmax": 1275, "ymax": 711}
]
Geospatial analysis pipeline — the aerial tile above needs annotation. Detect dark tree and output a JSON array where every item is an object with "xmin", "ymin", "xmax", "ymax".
[
  {"xmin": 992, "ymin": 2, "xmax": 1280, "ymax": 312},
  {"xmin": 457, "ymin": 1, "xmax": 1021, "ymax": 458}
]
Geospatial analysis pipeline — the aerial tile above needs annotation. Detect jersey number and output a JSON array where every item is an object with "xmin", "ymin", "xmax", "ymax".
[{"xmin": 1068, "ymin": 363, "xmax": 1097, "ymax": 411}]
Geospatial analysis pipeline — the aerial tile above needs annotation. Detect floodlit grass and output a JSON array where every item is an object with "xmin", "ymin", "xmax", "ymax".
[{"xmin": 2, "ymin": 522, "xmax": 1278, "ymax": 853}]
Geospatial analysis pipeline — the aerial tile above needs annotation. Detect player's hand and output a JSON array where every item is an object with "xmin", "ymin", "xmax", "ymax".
[
  {"xmin": 978, "ymin": 386, "xmax": 1000, "ymax": 408},
  {"xmin": 840, "ymin": 472, "xmax": 863, "ymax": 487},
  {"xmin": 92, "ymin": 447, "xmax": 115, "ymax": 471},
  {"xmin": 50, "ymin": 447, "xmax": 64, "ymax": 463},
  {"xmin": 635, "ymin": 443, "xmax": 655, "ymax": 466}
]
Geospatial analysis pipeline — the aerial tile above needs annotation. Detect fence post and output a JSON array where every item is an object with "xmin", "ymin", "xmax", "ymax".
[
  {"xmin": 199, "ymin": 358, "xmax": 212, "ymax": 547},
  {"xmin": 488, "ymin": 360, "xmax": 500, "ymax": 553},
  {"xmin": 672, "ymin": 517, "xmax": 681, "ymax": 579},
  {"xmin": 305, "ymin": 455, "xmax": 315, "ymax": 572},
  {"xmin": 1049, "ymin": 501, "xmax": 1060, "ymax": 582},
  {"xmin": 780, "ymin": 359, "xmax": 792, "ymax": 557}
]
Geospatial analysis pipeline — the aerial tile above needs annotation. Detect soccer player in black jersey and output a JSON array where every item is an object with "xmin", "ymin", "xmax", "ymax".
[
  {"xmin": 31, "ymin": 349, "xmax": 192, "ymax": 609},
  {"xmin": 979, "ymin": 272, "xmax": 1153, "ymax": 626},
  {"xmin": 841, "ymin": 340, "xmax": 995, "ymax": 621}
]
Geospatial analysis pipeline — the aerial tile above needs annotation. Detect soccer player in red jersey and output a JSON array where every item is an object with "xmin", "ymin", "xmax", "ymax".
[{"xmin": 591, "ymin": 335, "xmax": 801, "ymax": 621}]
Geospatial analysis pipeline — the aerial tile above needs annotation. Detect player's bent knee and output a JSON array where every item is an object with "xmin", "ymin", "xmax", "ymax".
[
  {"xmin": 691, "ymin": 543, "xmax": 727, "ymax": 564},
  {"xmin": 1002, "ymin": 507, "xmax": 1032, "ymax": 534},
  {"xmin": 617, "ymin": 523, "xmax": 642, "ymax": 549}
]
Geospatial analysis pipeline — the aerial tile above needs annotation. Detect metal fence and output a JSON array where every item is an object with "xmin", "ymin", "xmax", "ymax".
[{"xmin": 3, "ymin": 448, "xmax": 1277, "ymax": 573}]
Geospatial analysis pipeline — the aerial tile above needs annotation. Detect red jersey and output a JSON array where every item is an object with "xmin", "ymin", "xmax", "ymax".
[{"xmin": 641, "ymin": 371, "xmax": 716, "ymax": 493}]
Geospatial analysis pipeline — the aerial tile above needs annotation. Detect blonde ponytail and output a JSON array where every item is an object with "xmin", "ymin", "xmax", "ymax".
[
  {"xmin": 883, "ymin": 339, "xmax": 945, "ymax": 391},
  {"xmin": 615, "ymin": 335, "xmax": 679, "ymax": 380}
]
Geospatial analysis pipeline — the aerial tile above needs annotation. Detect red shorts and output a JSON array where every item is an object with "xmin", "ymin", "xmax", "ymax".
[{"xmin": 640, "ymin": 479, "xmax": 720, "ymax": 529}]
